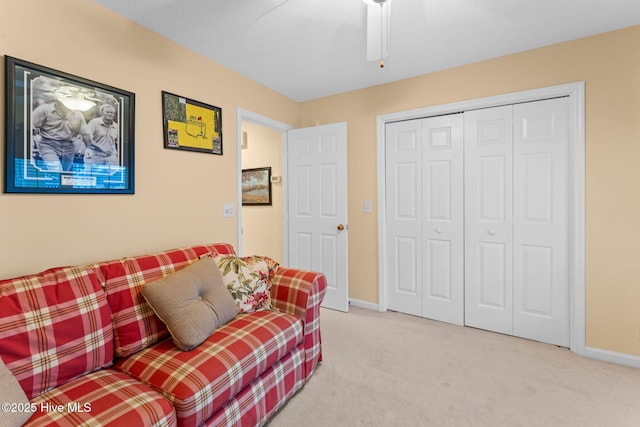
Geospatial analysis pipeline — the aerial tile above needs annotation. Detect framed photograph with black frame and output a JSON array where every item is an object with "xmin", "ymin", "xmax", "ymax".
[
  {"xmin": 162, "ymin": 91, "xmax": 222, "ymax": 155},
  {"xmin": 4, "ymin": 56, "xmax": 135, "ymax": 194},
  {"xmin": 242, "ymin": 167, "xmax": 272, "ymax": 206}
]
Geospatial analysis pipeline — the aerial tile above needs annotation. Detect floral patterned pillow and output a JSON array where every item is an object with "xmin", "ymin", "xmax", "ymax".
[
  {"xmin": 261, "ymin": 256, "xmax": 280, "ymax": 280},
  {"xmin": 213, "ymin": 255, "xmax": 276, "ymax": 313}
]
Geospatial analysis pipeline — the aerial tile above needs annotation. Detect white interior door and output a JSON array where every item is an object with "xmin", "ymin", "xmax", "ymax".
[
  {"xmin": 422, "ymin": 114, "xmax": 464, "ymax": 325},
  {"xmin": 465, "ymin": 99, "xmax": 570, "ymax": 347},
  {"xmin": 385, "ymin": 114, "xmax": 464, "ymax": 324},
  {"xmin": 512, "ymin": 98, "xmax": 570, "ymax": 346},
  {"xmin": 287, "ymin": 122, "xmax": 348, "ymax": 312},
  {"xmin": 464, "ymin": 105, "xmax": 514, "ymax": 334},
  {"xmin": 385, "ymin": 119, "xmax": 423, "ymax": 316},
  {"xmin": 378, "ymin": 83, "xmax": 584, "ymax": 353},
  {"xmin": 385, "ymin": 97, "xmax": 570, "ymax": 346}
]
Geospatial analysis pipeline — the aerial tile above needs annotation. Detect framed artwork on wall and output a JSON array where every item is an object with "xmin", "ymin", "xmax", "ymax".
[
  {"xmin": 242, "ymin": 167, "xmax": 272, "ymax": 206},
  {"xmin": 162, "ymin": 91, "xmax": 222, "ymax": 155},
  {"xmin": 4, "ymin": 56, "xmax": 135, "ymax": 194}
]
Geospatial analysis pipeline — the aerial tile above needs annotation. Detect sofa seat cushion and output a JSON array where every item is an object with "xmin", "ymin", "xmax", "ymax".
[
  {"xmin": 205, "ymin": 345, "xmax": 305, "ymax": 426},
  {"xmin": 93, "ymin": 243, "xmax": 236, "ymax": 358},
  {"xmin": 115, "ymin": 310, "xmax": 303, "ymax": 426},
  {"xmin": 26, "ymin": 369, "xmax": 176, "ymax": 427},
  {"xmin": 0, "ymin": 266, "xmax": 113, "ymax": 399}
]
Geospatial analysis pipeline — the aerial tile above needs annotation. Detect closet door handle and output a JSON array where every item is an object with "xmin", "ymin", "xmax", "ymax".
[
  {"xmin": 435, "ymin": 228, "xmax": 443, "ymax": 234},
  {"xmin": 487, "ymin": 229, "xmax": 496, "ymax": 236}
]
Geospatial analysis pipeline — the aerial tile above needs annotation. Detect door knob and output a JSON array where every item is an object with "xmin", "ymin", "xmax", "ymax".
[
  {"xmin": 435, "ymin": 228, "xmax": 443, "ymax": 234},
  {"xmin": 487, "ymin": 229, "xmax": 496, "ymax": 236},
  {"xmin": 337, "ymin": 224, "xmax": 345, "ymax": 231}
]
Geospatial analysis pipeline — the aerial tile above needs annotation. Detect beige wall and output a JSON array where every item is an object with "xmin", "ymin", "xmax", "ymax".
[
  {"xmin": 2, "ymin": 0, "xmax": 639, "ymax": 358},
  {"xmin": 241, "ymin": 122, "xmax": 283, "ymax": 261},
  {"xmin": 0, "ymin": 0, "xmax": 299, "ymax": 278},
  {"xmin": 300, "ymin": 25, "xmax": 640, "ymax": 356}
]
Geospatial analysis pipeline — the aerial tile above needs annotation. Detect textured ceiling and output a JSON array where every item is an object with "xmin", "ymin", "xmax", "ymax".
[{"xmin": 93, "ymin": 0, "xmax": 640, "ymax": 102}]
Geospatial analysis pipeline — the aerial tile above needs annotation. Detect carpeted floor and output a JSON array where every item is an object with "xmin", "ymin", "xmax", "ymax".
[{"xmin": 268, "ymin": 306, "xmax": 640, "ymax": 426}]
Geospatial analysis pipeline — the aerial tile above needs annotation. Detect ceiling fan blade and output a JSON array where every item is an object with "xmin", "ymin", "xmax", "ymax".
[
  {"xmin": 256, "ymin": 0, "xmax": 291, "ymax": 21},
  {"xmin": 366, "ymin": 1, "xmax": 391, "ymax": 62}
]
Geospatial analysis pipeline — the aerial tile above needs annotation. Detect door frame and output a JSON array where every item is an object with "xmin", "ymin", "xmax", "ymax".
[
  {"xmin": 376, "ymin": 82, "xmax": 586, "ymax": 356},
  {"xmin": 236, "ymin": 108, "xmax": 293, "ymax": 261}
]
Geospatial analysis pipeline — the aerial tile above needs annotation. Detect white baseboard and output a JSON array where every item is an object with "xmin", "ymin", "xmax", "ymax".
[
  {"xmin": 585, "ymin": 346, "xmax": 640, "ymax": 369},
  {"xmin": 348, "ymin": 298, "xmax": 380, "ymax": 311}
]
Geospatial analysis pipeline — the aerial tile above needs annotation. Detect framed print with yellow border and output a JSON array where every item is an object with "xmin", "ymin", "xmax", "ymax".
[{"xmin": 162, "ymin": 91, "xmax": 222, "ymax": 155}]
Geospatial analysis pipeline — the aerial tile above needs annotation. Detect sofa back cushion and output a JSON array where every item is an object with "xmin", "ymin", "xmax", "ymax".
[
  {"xmin": 0, "ymin": 266, "xmax": 113, "ymax": 399},
  {"xmin": 93, "ymin": 243, "xmax": 235, "ymax": 357}
]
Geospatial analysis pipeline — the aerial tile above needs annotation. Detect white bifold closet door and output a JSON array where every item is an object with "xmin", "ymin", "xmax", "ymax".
[
  {"xmin": 464, "ymin": 105, "xmax": 514, "ymax": 334},
  {"xmin": 464, "ymin": 98, "xmax": 570, "ymax": 347},
  {"xmin": 385, "ymin": 114, "xmax": 464, "ymax": 325},
  {"xmin": 385, "ymin": 97, "xmax": 570, "ymax": 347}
]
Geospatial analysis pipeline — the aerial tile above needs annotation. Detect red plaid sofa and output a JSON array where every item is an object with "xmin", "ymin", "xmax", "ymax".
[{"xmin": 0, "ymin": 243, "xmax": 327, "ymax": 426}]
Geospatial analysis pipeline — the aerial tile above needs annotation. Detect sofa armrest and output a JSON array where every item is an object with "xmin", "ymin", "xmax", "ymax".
[{"xmin": 270, "ymin": 268, "xmax": 327, "ymax": 380}]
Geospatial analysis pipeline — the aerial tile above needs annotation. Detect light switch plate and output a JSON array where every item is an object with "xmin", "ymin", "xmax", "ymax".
[
  {"xmin": 223, "ymin": 203, "xmax": 235, "ymax": 217},
  {"xmin": 364, "ymin": 201, "xmax": 373, "ymax": 214}
]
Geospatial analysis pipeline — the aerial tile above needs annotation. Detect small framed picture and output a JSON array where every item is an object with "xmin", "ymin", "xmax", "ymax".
[
  {"xmin": 4, "ymin": 56, "xmax": 135, "ymax": 194},
  {"xmin": 162, "ymin": 91, "xmax": 222, "ymax": 155},
  {"xmin": 242, "ymin": 167, "xmax": 272, "ymax": 206}
]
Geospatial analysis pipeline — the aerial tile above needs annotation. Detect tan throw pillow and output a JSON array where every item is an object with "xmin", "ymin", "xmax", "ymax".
[
  {"xmin": 142, "ymin": 257, "xmax": 238, "ymax": 351},
  {"xmin": 0, "ymin": 357, "xmax": 32, "ymax": 426},
  {"xmin": 213, "ymin": 255, "xmax": 274, "ymax": 313}
]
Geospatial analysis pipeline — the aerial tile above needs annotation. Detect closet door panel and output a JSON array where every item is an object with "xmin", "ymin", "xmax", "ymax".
[
  {"xmin": 385, "ymin": 120, "xmax": 423, "ymax": 316},
  {"xmin": 464, "ymin": 106, "xmax": 513, "ymax": 334},
  {"xmin": 513, "ymin": 98, "xmax": 570, "ymax": 347},
  {"xmin": 422, "ymin": 114, "xmax": 464, "ymax": 325}
]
